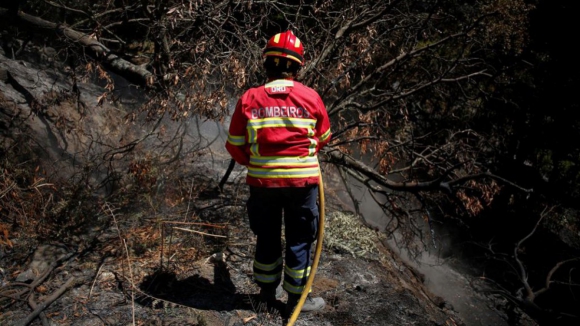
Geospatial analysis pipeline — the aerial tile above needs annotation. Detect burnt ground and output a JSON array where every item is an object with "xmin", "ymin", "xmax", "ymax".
[
  {"xmin": 0, "ymin": 190, "xmax": 446, "ymax": 325},
  {"xmin": 0, "ymin": 166, "xmax": 539, "ymax": 326},
  {"xmin": 0, "ymin": 49, "xmax": 540, "ymax": 326}
]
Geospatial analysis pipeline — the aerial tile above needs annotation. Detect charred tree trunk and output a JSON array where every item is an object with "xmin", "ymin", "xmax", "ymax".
[{"xmin": 0, "ymin": 7, "xmax": 154, "ymax": 87}]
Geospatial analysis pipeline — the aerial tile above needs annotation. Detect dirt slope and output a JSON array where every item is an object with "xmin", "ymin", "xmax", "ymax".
[
  {"xmin": 0, "ymin": 49, "xmax": 532, "ymax": 326},
  {"xmin": 0, "ymin": 175, "xmax": 460, "ymax": 326}
]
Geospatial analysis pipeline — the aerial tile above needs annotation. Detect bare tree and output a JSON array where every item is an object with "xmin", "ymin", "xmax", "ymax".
[
  {"xmin": 477, "ymin": 206, "xmax": 580, "ymax": 323},
  {"xmin": 4, "ymin": 3, "xmax": 580, "ymax": 325},
  {"xmin": 0, "ymin": 0, "xmax": 535, "ymax": 242}
]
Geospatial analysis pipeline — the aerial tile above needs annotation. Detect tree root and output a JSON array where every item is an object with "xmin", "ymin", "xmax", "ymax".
[
  {"xmin": 0, "ymin": 251, "xmax": 75, "ymax": 325},
  {"xmin": 27, "ymin": 295, "xmax": 49, "ymax": 326}
]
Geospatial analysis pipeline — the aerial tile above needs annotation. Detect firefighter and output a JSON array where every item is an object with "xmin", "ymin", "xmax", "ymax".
[{"xmin": 225, "ymin": 30, "xmax": 331, "ymax": 317}]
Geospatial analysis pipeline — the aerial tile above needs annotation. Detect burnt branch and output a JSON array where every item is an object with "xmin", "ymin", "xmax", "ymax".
[
  {"xmin": 477, "ymin": 206, "xmax": 580, "ymax": 322},
  {"xmin": 0, "ymin": 7, "xmax": 154, "ymax": 87}
]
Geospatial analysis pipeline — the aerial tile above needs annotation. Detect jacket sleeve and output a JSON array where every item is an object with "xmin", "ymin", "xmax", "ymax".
[
  {"xmin": 315, "ymin": 95, "xmax": 332, "ymax": 149},
  {"xmin": 225, "ymin": 98, "xmax": 250, "ymax": 166}
]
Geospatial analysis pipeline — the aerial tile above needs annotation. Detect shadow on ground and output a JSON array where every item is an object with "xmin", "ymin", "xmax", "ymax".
[{"xmin": 136, "ymin": 262, "xmax": 284, "ymax": 318}]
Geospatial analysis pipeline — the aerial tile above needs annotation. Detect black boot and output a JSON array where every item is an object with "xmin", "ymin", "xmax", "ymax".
[
  {"xmin": 259, "ymin": 283, "xmax": 283, "ymax": 303},
  {"xmin": 257, "ymin": 284, "xmax": 284, "ymax": 313}
]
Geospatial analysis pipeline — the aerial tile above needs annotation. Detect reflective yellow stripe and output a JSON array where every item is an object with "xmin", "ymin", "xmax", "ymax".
[
  {"xmin": 283, "ymin": 281, "xmax": 313, "ymax": 295},
  {"xmin": 227, "ymin": 134, "xmax": 245, "ymax": 146},
  {"xmin": 254, "ymin": 272, "xmax": 282, "ymax": 283},
  {"xmin": 308, "ymin": 138, "xmax": 317, "ymax": 156},
  {"xmin": 246, "ymin": 118, "xmax": 315, "ymax": 147},
  {"xmin": 249, "ymin": 156, "xmax": 318, "ymax": 167},
  {"xmin": 285, "ymin": 266, "xmax": 311, "ymax": 279},
  {"xmin": 248, "ymin": 127, "xmax": 258, "ymax": 143},
  {"xmin": 248, "ymin": 118, "xmax": 316, "ymax": 129},
  {"xmin": 254, "ymin": 257, "xmax": 283, "ymax": 271},
  {"xmin": 319, "ymin": 129, "xmax": 331, "ymax": 142},
  {"xmin": 247, "ymin": 167, "xmax": 320, "ymax": 179},
  {"xmin": 250, "ymin": 143, "xmax": 259, "ymax": 156}
]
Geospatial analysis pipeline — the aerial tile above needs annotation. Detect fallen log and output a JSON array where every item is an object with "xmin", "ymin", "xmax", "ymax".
[{"xmin": 0, "ymin": 7, "xmax": 154, "ymax": 87}]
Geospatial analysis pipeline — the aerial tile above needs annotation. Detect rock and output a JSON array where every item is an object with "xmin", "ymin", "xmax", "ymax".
[
  {"xmin": 15, "ymin": 269, "xmax": 35, "ymax": 283},
  {"xmin": 16, "ymin": 244, "xmax": 71, "ymax": 282}
]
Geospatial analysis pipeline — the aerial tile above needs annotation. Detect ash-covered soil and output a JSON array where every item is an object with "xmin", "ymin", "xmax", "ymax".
[{"xmin": 0, "ymin": 168, "xmax": 471, "ymax": 326}]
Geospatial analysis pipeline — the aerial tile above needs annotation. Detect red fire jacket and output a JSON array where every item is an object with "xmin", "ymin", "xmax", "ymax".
[{"xmin": 226, "ymin": 79, "xmax": 332, "ymax": 187}]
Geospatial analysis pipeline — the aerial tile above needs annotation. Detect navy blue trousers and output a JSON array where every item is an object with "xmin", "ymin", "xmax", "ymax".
[{"xmin": 247, "ymin": 185, "xmax": 319, "ymax": 295}]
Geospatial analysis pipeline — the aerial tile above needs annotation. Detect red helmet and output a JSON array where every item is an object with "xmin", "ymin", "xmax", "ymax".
[{"xmin": 263, "ymin": 30, "xmax": 305, "ymax": 66}]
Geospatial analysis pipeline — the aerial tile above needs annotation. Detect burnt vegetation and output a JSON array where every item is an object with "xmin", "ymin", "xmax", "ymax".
[{"xmin": 1, "ymin": 1, "xmax": 580, "ymax": 325}]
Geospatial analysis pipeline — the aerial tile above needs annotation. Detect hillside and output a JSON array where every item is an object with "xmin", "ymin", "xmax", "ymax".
[{"xmin": 0, "ymin": 45, "xmax": 538, "ymax": 326}]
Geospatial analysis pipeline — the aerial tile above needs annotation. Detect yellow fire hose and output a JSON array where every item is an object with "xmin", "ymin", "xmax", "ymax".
[{"xmin": 287, "ymin": 174, "xmax": 325, "ymax": 326}]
